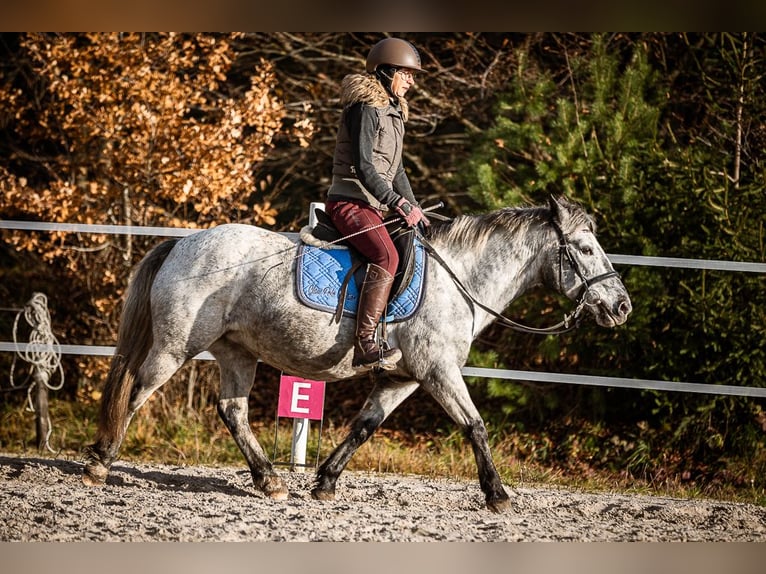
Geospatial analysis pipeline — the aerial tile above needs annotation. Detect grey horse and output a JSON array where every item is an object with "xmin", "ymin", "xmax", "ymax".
[{"xmin": 82, "ymin": 196, "xmax": 631, "ymax": 512}]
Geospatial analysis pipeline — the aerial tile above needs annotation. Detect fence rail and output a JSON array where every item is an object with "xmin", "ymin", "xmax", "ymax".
[
  {"xmin": 2, "ymin": 219, "xmax": 765, "ymax": 273},
  {"xmin": 1, "ymin": 341, "xmax": 764, "ymax": 398},
  {"xmin": 2, "ymin": 218, "xmax": 765, "ymax": 399}
]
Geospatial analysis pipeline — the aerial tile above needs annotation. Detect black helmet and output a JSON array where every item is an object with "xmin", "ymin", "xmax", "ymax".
[{"xmin": 365, "ymin": 38, "xmax": 422, "ymax": 74}]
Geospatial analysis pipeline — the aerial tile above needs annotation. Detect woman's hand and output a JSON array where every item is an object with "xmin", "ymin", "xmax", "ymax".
[{"xmin": 395, "ymin": 198, "xmax": 430, "ymax": 228}]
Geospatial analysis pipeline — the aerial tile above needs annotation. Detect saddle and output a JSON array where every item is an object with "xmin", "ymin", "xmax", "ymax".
[{"xmin": 297, "ymin": 208, "xmax": 427, "ymax": 323}]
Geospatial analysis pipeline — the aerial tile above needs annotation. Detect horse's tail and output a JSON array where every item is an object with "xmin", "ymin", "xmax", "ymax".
[{"xmin": 94, "ymin": 238, "xmax": 179, "ymax": 452}]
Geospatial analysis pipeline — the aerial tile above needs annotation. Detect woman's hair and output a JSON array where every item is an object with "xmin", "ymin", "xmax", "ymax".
[{"xmin": 374, "ymin": 64, "xmax": 397, "ymax": 98}]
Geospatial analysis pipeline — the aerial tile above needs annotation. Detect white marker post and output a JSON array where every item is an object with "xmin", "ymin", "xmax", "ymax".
[
  {"xmin": 291, "ymin": 418, "xmax": 309, "ymax": 472},
  {"xmin": 290, "ymin": 202, "xmax": 326, "ymax": 471},
  {"xmin": 290, "ymin": 382, "xmax": 310, "ymax": 472}
]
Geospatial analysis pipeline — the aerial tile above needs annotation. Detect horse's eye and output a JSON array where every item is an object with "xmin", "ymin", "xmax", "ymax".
[{"xmin": 581, "ymin": 246, "xmax": 593, "ymax": 256}]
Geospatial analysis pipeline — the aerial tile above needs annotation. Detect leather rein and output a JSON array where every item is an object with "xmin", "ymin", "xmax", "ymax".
[{"xmin": 415, "ymin": 218, "xmax": 620, "ymax": 336}]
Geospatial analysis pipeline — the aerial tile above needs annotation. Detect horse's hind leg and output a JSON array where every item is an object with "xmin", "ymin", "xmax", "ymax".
[
  {"xmin": 312, "ymin": 377, "xmax": 418, "ymax": 501},
  {"xmin": 83, "ymin": 348, "xmax": 185, "ymax": 485},
  {"xmin": 212, "ymin": 342, "xmax": 288, "ymax": 500}
]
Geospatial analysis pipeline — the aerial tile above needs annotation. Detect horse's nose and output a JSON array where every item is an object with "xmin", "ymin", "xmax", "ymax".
[{"xmin": 617, "ymin": 297, "xmax": 632, "ymax": 318}]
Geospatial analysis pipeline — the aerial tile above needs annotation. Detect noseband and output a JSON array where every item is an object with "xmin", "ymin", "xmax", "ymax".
[{"xmin": 551, "ymin": 219, "xmax": 621, "ymax": 305}]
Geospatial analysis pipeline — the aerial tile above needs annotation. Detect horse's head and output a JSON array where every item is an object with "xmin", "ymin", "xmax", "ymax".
[{"xmin": 546, "ymin": 196, "xmax": 632, "ymax": 327}]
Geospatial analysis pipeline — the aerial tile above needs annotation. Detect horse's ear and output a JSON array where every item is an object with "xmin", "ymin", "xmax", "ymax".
[{"xmin": 548, "ymin": 195, "xmax": 566, "ymax": 223}]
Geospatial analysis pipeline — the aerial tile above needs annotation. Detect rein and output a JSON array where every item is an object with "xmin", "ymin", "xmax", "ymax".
[{"xmin": 415, "ymin": 218, "xmax": 619, "ymax": 336}]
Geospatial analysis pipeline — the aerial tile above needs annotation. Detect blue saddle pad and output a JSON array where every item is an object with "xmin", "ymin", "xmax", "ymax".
[{"xmin": 295, "ymin": 240, "xmax": 427, "ymax": 323}]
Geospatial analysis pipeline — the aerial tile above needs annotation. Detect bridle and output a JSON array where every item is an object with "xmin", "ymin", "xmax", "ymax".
[
  {"xmin": 550, "ymin": 218, "xmax": 621, "ymax": 309},
  {"xmin": 416, "ymin": 218, "xmax": 621, "ymax": 336}
]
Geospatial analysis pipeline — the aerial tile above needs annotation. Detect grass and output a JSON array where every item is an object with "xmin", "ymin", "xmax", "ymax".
[{"xmin": 1, "ymin": 397, "xmax": 764, "ymax": 507}]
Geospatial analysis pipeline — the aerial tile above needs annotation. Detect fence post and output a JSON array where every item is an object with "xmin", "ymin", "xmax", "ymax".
[{"xmin": 33, "ymin": 368, "xmax": 50, "ymax": 451}]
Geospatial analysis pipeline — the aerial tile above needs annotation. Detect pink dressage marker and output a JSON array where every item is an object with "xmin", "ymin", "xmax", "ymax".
[{"xmin": 277, "ymin": 375, "xmax": 326, "ymax": 420}]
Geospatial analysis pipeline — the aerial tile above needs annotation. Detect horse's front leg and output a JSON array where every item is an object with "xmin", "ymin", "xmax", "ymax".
[
  {"xmin": 422, "ymin": 364, "xmax": 511, "ymax": 513},
  {"xmin": 311, "ymin": 376, "xmax": 419, "ymax": 501}
]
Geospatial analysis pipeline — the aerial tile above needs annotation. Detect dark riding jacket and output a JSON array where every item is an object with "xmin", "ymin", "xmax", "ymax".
[{"xmin": 327, "ymin": 73, "xmax": 418, "ymax": 212}]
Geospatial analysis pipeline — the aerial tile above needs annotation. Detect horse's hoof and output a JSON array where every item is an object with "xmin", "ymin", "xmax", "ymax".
[
  {"xmin": 486, "ymin": 495, "xmax": 512, "ymax": 513},
  {"xmin": 260, "ymin": 475, "xmax": 289, "ymax": 500},
  {"xmin": 311, "ymin": 488, "xmax": 335, "ymax": 501},
  {"xmin": 267, "ymin": 489, "xmax": 289, "ymax": 501},
  {"xmin": 82, "ymin": 462, "xmax": 108, "ymax": 487}
]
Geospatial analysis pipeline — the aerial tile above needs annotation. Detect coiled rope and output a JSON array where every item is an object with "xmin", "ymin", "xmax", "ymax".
[{"xmin": 10, "ymin": 292, "xmax": 64, "ymax": 452}]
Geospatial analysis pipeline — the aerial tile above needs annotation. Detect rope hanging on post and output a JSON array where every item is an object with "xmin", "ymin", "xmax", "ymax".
[
  {"xmin": 10, "ymin": 292, "xmax": 64, "ymax": 452},
  {"xmin": 11, "ymin": 293, "xmax": 65, "ymax": 390}
]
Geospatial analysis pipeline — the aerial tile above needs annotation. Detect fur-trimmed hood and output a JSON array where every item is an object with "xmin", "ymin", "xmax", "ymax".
[{"xmin": 340, "ymin": 73, "xmax": 409, "ymax": 122}]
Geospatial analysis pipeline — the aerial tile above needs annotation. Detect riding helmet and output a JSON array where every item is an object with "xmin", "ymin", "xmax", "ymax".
[{"xmin": 365, "ymin": 38, "xmax": 422, "ymax": 74}]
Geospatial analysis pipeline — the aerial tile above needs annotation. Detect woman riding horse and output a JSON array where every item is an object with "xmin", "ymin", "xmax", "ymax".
[{"xmin": 326, "ymin": 37, "xmax": 430, "ymax": 372}]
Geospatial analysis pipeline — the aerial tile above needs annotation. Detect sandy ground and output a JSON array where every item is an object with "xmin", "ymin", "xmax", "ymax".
[{"xmin": 1, "ymin": 453, "xmax": 765, "ymax": 542}]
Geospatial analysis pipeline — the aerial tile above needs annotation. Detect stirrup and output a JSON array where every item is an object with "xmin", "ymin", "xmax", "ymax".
[
  {"xmin": 378, "ymin": 340, "xmax": 402, "ymax": 367},
  {"xmin": 353, "ymin": 353, "xmax": 402, "ymax": 373},
  {"xmin": 373, "ymin": 344, "xmax": 402, "ymax": 372},
  {"xmin": 352, "ymin": 339, "xmax": 402, "ymax": 372}
]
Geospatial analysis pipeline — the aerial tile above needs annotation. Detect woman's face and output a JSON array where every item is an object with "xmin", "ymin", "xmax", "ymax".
[{"xmin": 390, "ymin": 68, "xmax": 415, "ymax": 98}]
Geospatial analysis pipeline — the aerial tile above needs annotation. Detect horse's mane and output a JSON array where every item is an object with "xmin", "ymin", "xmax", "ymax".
[{"xmin": 426, "ymin": 199, "xmax": 595, "ymax": 250}]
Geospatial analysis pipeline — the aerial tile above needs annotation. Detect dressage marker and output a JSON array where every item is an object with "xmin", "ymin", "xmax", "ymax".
[{"xmin": 274, "ymin": 375, "xmax": 326, "ymax": 471}]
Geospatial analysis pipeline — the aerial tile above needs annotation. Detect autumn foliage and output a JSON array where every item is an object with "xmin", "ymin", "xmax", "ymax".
[{"xmin": 0, "ymin": 32, "xmax": 313, "ymax": 386}]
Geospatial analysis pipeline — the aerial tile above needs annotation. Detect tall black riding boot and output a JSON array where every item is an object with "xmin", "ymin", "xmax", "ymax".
[{"xmin": 352, "ymin": 263, "xmax": 402, "ymax": 371}]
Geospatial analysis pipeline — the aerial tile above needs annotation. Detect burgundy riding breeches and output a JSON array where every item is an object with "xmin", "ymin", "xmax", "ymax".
[{"xmin": 325, "ymin": 199, "xmax": 399, "ymax": 276}]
